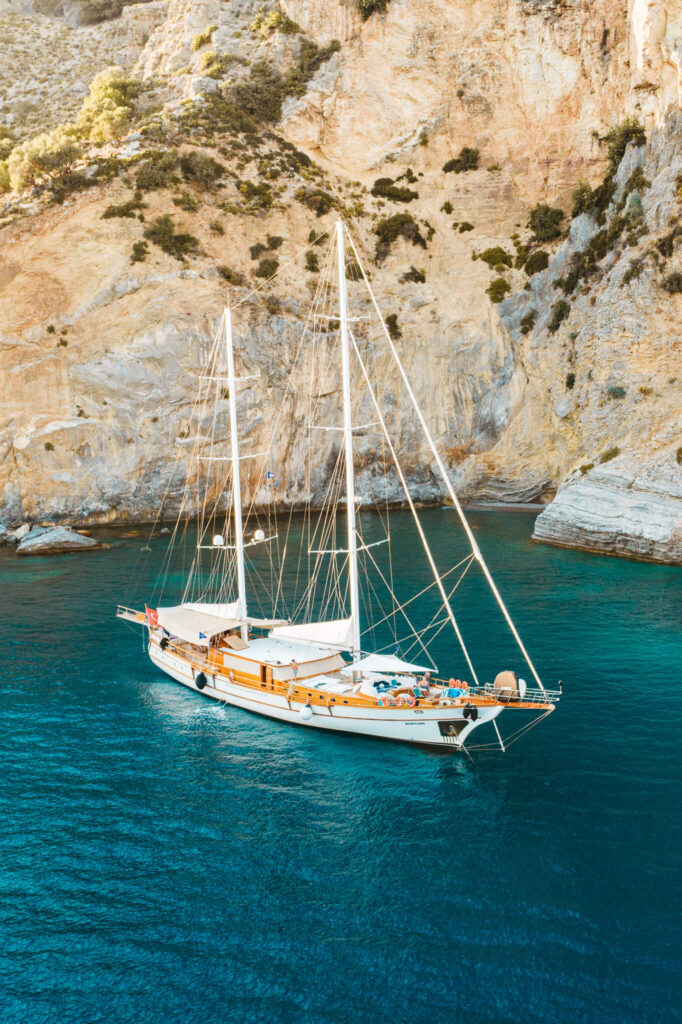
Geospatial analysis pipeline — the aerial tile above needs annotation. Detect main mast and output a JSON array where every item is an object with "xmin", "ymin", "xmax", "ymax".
[
  {"xmin": 225, "ymin": 307, "xmax": 248, "ymax": 641},
  {"xmin": 336, "ymin": 221, "xmax": 361, "ymax": 659}
]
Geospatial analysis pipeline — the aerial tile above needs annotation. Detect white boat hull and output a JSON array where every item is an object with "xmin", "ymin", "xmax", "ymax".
[{"xmin": 149, "ymin": 641, "xmax": 502, "ymax": 749}]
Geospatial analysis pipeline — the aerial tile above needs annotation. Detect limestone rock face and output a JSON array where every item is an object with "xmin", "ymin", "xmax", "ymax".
[
  {"xmin": 0, "ymin": 0, "xmax": 682, "ymax": 565},
  {"xmin": 532, "ymin": 449, "xmax": 682, "ymax": 563}
]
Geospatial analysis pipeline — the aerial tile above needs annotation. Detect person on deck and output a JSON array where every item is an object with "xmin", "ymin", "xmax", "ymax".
[{"xmin": 291, "ymin": 659, "xmax": 299, "ymax": 680}]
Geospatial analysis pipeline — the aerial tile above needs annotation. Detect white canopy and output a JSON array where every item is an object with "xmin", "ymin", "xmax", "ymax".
[
  {"xmin": 270, "ymin": 618, "xmax": 354, "ymax": 651},
  {"xmin": 347, "ymin": 654, "xmax": 435, "ymax": 675},
  {"xmin": 157, "ymin": 603, "xmax": 241, "ymax": 646}
]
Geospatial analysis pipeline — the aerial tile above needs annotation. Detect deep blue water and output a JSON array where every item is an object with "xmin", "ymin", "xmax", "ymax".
[{"xmin": 1, "ymin": 510, "xmax": 680, "ymax": 1024}]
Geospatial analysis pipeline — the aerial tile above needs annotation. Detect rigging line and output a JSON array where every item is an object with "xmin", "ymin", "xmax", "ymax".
[
  {"xmin": 401, "ymin": 555, "xmax": 476, "ymax": 656},
  {"xmin": 349, "ymin": 328, "xmax": 480, "ymax": 685},
  {"xmin": 361, "ymin": 543, "xmax": 437, "ymax": 670},
  {"xmin": 366, "ymin": 553, "xmax": 475, "ymax": 634},
  {"xmin": 345, "ymin": 223, "xmax": 545, "ymax": 692}
]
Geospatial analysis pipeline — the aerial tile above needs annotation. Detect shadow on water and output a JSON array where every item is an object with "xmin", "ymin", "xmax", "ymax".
[{"xmin": 0, "ymin": 509, "xmax": 680, "ymax": 1024}]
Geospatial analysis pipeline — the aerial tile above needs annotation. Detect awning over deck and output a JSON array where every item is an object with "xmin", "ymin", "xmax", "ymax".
[{"xmin": 157, "ymin": 603, "xmax": 241, "ymax": 646}]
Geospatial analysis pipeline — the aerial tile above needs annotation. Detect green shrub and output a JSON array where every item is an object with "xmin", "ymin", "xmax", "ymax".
[
  {"xmin": 267, "ymin": 234, "xmax": 284, "ymax": 250},
  {"xmin": 676, "ymin": 447, "xmax": 682, "ymax": 465},
  {"xmin": 217, "ymin": 265, "xmax": 245, "ymax": 285},
  {"xmin": 520, "ymin": 309, "xmax": 537, "ymax": 334},
  {"xmin": 296, "ymin": 186, "xmax": 336, "ymax": 216},
  {"xmin": 47, "ymin": 324, "xmax": 56, "ymax": 334},
  {"xmin": 571, "ymin": 180, "xmax": 593, "ymax": 217},
  {"xmin": 210, "ymin": 220, "xmax": 224, "ymax": 235},
  {"xmin": 662, "ymin": 271, "xmax": 682, "ymax": 293},
  {"xmin": 622, "ymin": 166, "xmax": 650, "ymax": 196},
  {"xmin": 191, "ymin": 25, "xmax": 217, "ymax": 51},
  {"xmin": 580, "ymin": 462, "xmax": 594, "ymax": 474},
  {"xmin": 441, "ymin": 200, "xmax": 453, "ymax": 215},
  {"xmin": 305, "ymin": 251, "xmax": 319, "ymax": 273},
  {"xmin": 143, "ymin": 215, "xmax": 198, "ymax": 261},
  {"xmin": 0, "ymin": 126, "xmax": 14, "ymax": 162},
  {"xmin": 374, "ymin": 212, "xmax": 427, "ymax": 263},
  {"xmin": 418, "ymin": 131, "xmax": 428, "ymax": 147},
  {"xmin": 228, "ymin": 41, "xmax": 340, "ymax": 126},
  {"xmin": 239, "ymin": 180, "xmax": 274, "ymax": 209},
  {"xmin": 173, "ymin": 191, "xmax": 199, "ymax": 212},
  {"xmin": 371, "ymin": 177, "xmax": 418, "ymax": 202},
  {"xmin": 400, "ymin": 265, "xmax": 425, "ymax": 283},
  {"xmin": 385, "ymin": 313, "xmax": 402, "ymax": 340},
  {"xmin": 600, "ymin": 446, "xmax": 620, "ymax": 463},
  {"xmin": 529, "ymin": 203, "xmax": 564, "ymax": 242},
  {"xmin": 44, "ymin": 442, "xmax": 55, "ymax": 451},
  {"xmin": 357, "ymin": 0, "xmax": 390, "ymax": 19},
  {"xmin": 443, "ymin": 146, "xmax": 479, "ymax": 174},
  {"xmin": 621, "ymin": 257, "xmax": 644, "ymax": 287},
  {"xmin": 548, "ymin": 299, "xmax": 570, "ymax": 333},
  {"xmin": 566, "ymin": 372, "xmax": 576, "ymax": 390},
  {"xmin": 525, "ymin": 249, "xmax": 549, "ymax": 276},
  {"xmin": 130, "ymin": 241, "xmax": 148, "ymax": 263},
  {"xmin": 77, "ymin": 66, "xmax": 141, "ymax": 143},
  {"xmin": 607, "ymin": 385, "xmax": 627, "ymax": 399},
  {"xmin": 136, "ymin": 150, "xmax": 180, "ymax": 191},
  {"xmin": 180, "ymin": 150, "xmax": 224, "ymax": 187},
  {"xmin": 0, "ymin": 160, "xmax": 10, "ymax": 193},
  {"xmin": 251, "ymin": 11, "xmax": 301, "ymax": 35},
  {"xmin": 8, "ymin": 126, "xmax": 82, "ymax": 190},
  {"xmin": 255, "ymin": 257, "xmax": 279, "ymax": 278},
  {"xmin": 477, "ymin": 246, "xmax": 512, "ymax": 269},
  {"xmin": 250, "ymin": 242, "xmax": 267, "ymax": 260},
  {"xmin": 458, "ymin": 221, "xmax": 474, "ymax": 233},
  {"xmin": 102, "ymin": 192, "xmax": 146, "ymax": 218},
  {"xmin": 556, "ymin": 216, "xmax": 627, "ymax": 295},
  {"xmin": 605, "ymin": 117, "xmax": 646, "ymax": 176},
  {"xmin": 486, "ymin": 277, "xmax": 510, "ymax": 303}
]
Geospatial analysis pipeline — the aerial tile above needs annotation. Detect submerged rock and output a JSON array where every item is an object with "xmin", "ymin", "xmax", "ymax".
[
  {"xmin": 532, "ymin": 451, "xmax": 682, "ymax": 564},
  {"xmin": 16, "ymin": 526, "xmax": 100, "ymax": 556}
]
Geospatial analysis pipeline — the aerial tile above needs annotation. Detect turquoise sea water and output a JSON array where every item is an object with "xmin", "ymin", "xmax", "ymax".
[{"xmin": 1, "ymin": 509, "xmax": 680, "ymax": 1023}]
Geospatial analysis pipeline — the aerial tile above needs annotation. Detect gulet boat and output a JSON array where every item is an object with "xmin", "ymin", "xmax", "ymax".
[{"xmin": 118, "ymin": 221, "xmax": 560, "ymax": 752}]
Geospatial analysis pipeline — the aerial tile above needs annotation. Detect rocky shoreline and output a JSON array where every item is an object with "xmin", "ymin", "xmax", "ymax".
[{"xmin": 532, "ymin": 449, "xmax": 682, "ymax": 565}]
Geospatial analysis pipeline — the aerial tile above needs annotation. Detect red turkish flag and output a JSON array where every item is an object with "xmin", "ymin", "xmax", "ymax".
[{"xmin": 145, "ymin": 605, "xmax": 159, "ymax": 627}]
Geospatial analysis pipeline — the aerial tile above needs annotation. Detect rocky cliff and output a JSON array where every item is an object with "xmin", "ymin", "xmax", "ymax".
[{"xmin": 0, "ymin": 0, "xmax": 680, "ymax": 562}]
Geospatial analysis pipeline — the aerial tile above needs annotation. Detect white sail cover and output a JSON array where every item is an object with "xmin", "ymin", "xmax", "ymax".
[
  {"xmin": 269, "ymin": 618, "xmax": 354, "ymax": 651},
  {"xmin": 347, "ymin": 654, "xmax": 435, "ymax": 675},
  {"xmin": 157, "ymin": 603, "xmax": 241, "ymax": 646}
]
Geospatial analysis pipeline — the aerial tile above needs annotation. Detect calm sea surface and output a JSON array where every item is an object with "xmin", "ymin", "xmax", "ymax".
[{"xmin": 1, "ymin": 509, "xmax": 680, "ymax": 1024}]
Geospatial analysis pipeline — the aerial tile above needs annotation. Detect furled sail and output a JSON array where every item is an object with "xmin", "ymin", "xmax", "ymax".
[
  {"xmin": 269, "ymin": 618, "xmax": 354, "ymax": 652},
  {"xmin": 347, "ymin": 654, "xmax": 435, "ymax": 675}
]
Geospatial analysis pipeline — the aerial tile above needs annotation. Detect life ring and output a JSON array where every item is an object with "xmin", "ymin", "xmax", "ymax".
[{"xmin": 195, "ymin": 671, "xmax": 207, "ymax": 691}]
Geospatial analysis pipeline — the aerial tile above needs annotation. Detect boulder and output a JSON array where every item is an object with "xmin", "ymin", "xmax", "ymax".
[{"xmin": 16, "ymin": 526, "xmax": 100, "ymax": 556}]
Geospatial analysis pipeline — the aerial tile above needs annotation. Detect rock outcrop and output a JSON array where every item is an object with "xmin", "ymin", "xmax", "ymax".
[
  {"xmin": 532, "ymin": 448, "xmax": 682, "ymax": 562},
  {"xmin": 15, "ymin": 524, "xmax": 100, "ymax": 553}
]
